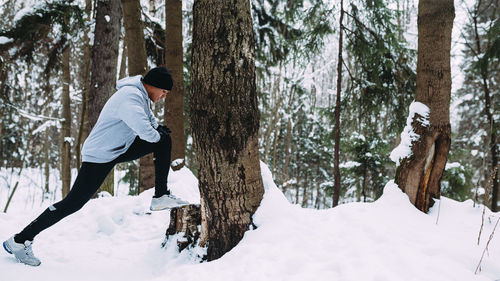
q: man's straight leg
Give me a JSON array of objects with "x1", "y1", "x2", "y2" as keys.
[{"x1": 14, "y1": 162, "x2": 114, "y2": 243}]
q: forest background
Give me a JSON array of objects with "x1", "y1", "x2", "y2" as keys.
[{"x1": 0, "y1": 0, "x2": 498, "y2": 212}]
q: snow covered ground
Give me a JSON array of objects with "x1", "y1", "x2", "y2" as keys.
[{"x1": 0, "y1": 163, "x2": 499, "y2": 281}]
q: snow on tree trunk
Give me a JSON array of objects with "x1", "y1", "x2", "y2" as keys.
[
  {"x1": 163, "y1": 204, "x2": 202, "y2": 252},
  {"x1": 190, "y1": 0, "x2": 264, "y2": 261},
  {"x1": 392, "y1": 0, "x2": 454, "y2": 213},
  {"x1": 61, "y1": 30, "x2": 71, "y2": 198},
  {"x1": 165, "y1": 0, "x2": 186, "y2": 171}
]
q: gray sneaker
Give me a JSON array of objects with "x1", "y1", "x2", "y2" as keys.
[
  {"x1": 150, "y1": 194, "x2": 189, "y2": 211},
  {"x1": 3, "y1": 236, "x2": 41, "y2": 266}
]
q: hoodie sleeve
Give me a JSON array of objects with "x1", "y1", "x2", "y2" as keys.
[
  {"x1": 149, "y1": 113, "x2": 159, "y2": 129},
  {"x1": 118, "y1": 93, "x2": 161, "y2": 143}
]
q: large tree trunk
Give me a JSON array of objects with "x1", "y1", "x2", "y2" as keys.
[
  {"x1": 190, "y1": 0, "x2": 264, "y2": 261},
  {"x1": 61, "y1": 38, "x2": 71, "y2": 198},
  {"x1": 88, "y1": 0, "x2": 121, "y2": 196},
  {"x1": 165, "y1": 0, "x2": 186, "y2": 170},
  {"x1": 394, "y1": 0, "x2": 454, "y2": 213},
  {"x1": 121, "y1": 0, "x2": 153, "y2": 194},
  {"x1": 332, "y1": 0, "x2": 344, "y2": 207}
]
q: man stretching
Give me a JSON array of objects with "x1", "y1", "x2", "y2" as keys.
[{"x1": 3, "y1": 67, "x2": 187, "y2": 266}]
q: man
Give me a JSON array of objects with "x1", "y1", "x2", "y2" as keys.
[{"x1": 3, "y1": 67, "x2": 188, "y2": 266}]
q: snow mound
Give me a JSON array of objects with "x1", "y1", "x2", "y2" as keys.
[{"x1": 1, "y1": 163, "x2": 499, "y2": 281}]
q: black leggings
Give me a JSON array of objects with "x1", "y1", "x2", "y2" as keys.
[{"x1": 15, "y1": 135, "x2": 172, "y2": 243}]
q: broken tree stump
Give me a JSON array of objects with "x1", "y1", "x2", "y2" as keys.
[{"x1": 162, "y1": 204, "x2": 202, "y2": 252}]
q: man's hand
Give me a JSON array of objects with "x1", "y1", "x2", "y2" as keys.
[{"x1": 156, "y1": 125, "x2": 171, "y2": 142}]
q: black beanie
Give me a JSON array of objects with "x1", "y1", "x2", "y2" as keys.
[{"x1": 142, "y1": 67, "x2": 173, "y2": 91}]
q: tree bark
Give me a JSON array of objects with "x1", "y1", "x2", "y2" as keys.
[
  {"x1": 394, "y1": 0, "x2": 454, "y2": 213},
  {"x1": 471, "y1": 3, "x2": 499, "y2": 212},
  {"x1": 165, "y1": 0, "x2": 186, "y2": 170},
  {"x1": 88, "y1": 0, "x2": 122, "y2": 196},
  {"x1": 61, "y1": 38, "x2": 71, "y2": 198},
  {"x1": 121, "y1": 0, "x2": 154, "y2": 193},
  {"x1": 332, "y1": 0, "x2": 344, "y2": 207},
  {"x1": 75, "y1": 0, "x2": 92, "y2": 169},
  {"x1": 163, "y1": 204, "x2": 202, "y2": 252},
  {"x1": 190, "y1": 0, "x2": 264, "y2": 261}
]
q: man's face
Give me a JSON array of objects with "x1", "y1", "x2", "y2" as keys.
[{"x1": 146, "y1": 84, "x2": 169, "y2": 103}]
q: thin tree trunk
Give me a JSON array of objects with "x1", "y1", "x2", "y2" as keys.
[
  {"x1": 282, "y1": 118, "x2": 292, "y2": 193},
  {"x1": 75, "y1": 0, "x2": 92, "y2": 169},
  {"x1": 472, "y1": 4, "x2": 498, "y2": 212},
  {"x1": 121, "y1": 0, "x2": 152, "y2": 194},
  {"x1": 394, "y1": 0, "x2": 454, "y2": 213},
  {"x1": 190, "y1": 0, "x2": 264, "y2": 261},
  {"x1": 61, "y1": 38, "x2": 71, "y2": 198},
  {"x1": 281, "y1": 86, "x2": 295, "y2": 193},
  {"x1": 44, "y1": 109, "x2": 50, "y2": 195},
  {"x1": 88, "y1": 0, "x2": 121, "y2": 196},
  {"x1": 332, "y1": 0, "x2": 344, "y2": 207},
  {"x1": 263, "y1": 69, "x2": 283, "y2": 161},
  {"x1": 165, "y1": 0, "x2": 186, "y2": 170},
  {"x1": 302, "y1": 173, "x2": 308, "y2": 207}
]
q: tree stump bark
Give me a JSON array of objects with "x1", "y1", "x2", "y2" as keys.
[{"x1": 162, "y1": 204, "x2": 202, "y2": 252}]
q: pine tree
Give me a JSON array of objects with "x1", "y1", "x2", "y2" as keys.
[
  {"x1": 394, "y1": 0, "x2": 454, "y2": 212},
  {"x1": 190, "y1": 0, "x2": 264, "y2": 260}
]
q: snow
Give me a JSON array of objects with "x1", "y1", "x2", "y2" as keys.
[
  {"x1": 104, "y1": 15, "x2": 110, "y2": 23},
  {"x1": 0, "y1": 36, "x2": 13, "y2": 45},
  {"x1": 390, "y1": 101, "x2": 430, "y2": 165},
  {"x1": 1, "y1": 163, "x2": 499, "y2": 281},
  {"x1": 446, "y1": 162, "x2": 462, "y2": 169},
  {"x1": 340, "y1": 161, "x2": 361, "y2": 168}
]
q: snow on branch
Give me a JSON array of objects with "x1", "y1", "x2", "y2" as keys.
[
  {"x1": 390, "y1": 101, "x2": 430, "y2": 166},
  {"x1": 5, "y1": 103, "x2": 62, "y2": 135},
  {"x1": 32, "y1": 120, "x2": 58, "y2": 135},
  {"x1": 6, "y1": 103, "x2": 62, "y2": 122}
]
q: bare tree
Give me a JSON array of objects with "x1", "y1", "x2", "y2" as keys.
[{"x1": 332, "y1": 0, "x2": 344, "y2": 207}]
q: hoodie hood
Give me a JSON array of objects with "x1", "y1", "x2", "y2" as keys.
[{"x1": 116, "y1": 75, "x2": 148, "y2": 99}]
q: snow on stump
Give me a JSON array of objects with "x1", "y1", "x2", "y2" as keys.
[{"x1": 162, "y1": 204, "x2": 202, "y2": 252}]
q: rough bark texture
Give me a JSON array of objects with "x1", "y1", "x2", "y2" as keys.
[
  {"x1": 61, "y1": 40, "x2": 71, "y2": 198},
  {"x1": 165, "y1": 0, "x2": 186, "y2": 170},
  {"x1": 75, "y1": 0, "x2": 92, "y2": 169},
  {"x1": 190, "y1": 0, "x2": 264, "y2": 261},
  {"x1": 163, "y1": 204, "x2": 202, "y2": 252},
  {"x1": 88, "y1": 0, "x2": 121, "y2": 196},
  {"x1": 121, "y1": 0, "x2": 154, "y2": 193},
  {"x1": 395, "y1": 0, "x2": 454, "y2": 213},
  {"x1": 332, "y1": 0, "x2": 344, "y2": 207}
]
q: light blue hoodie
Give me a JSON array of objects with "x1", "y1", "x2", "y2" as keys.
[{"x1": 81, "y1": 75, "x2": 161, "y2": 163}]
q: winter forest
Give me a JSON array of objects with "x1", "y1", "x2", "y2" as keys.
[{"x1": 0, "y1": 0, "x2": 499, "y2": 280}]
